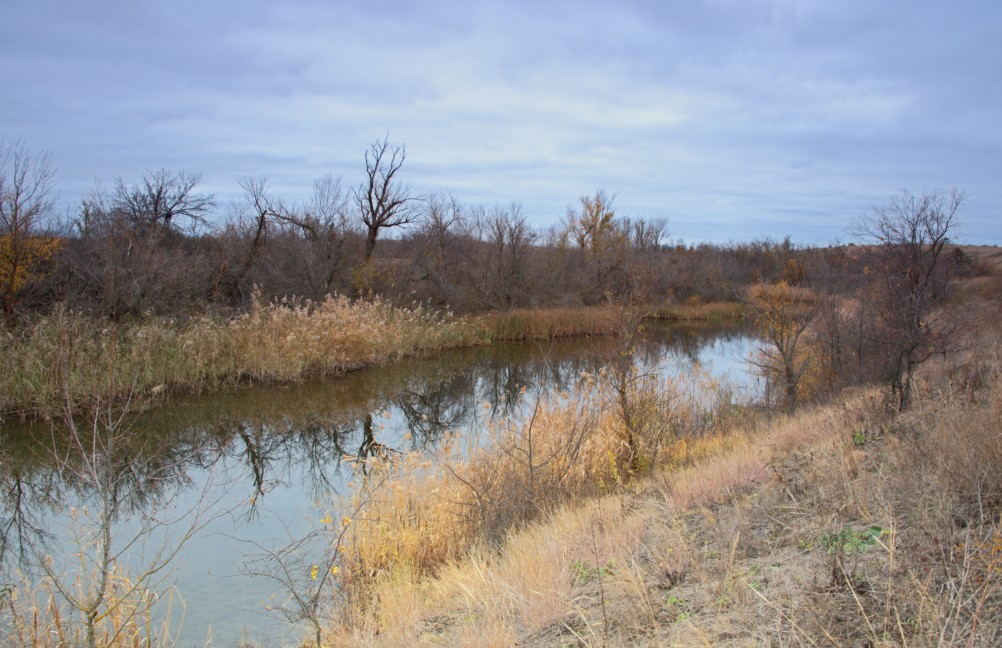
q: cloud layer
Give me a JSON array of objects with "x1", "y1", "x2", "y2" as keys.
[{"x1": 3, "y1": 0, "x2": 999, "y2": 243}]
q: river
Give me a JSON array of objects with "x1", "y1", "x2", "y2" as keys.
[{"x1": 0, "y1": 322, "x2": 755, "y2": 646}]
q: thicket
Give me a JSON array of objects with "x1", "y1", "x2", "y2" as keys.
[{"x1": 3, "y1": 138, "x2": 872, "y2": 322}]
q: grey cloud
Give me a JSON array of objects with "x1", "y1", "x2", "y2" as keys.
[{"x1": 1, "y1": 0, "x2": 999, "y2": 243}]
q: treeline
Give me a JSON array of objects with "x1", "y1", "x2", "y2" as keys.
[{"x1": 3, "y1": 136, "x2": 918, "y2": 320}]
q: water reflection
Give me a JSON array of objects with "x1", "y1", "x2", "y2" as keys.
[{"x1": 0, "y1": 321, "x2": 751, "y2": 644}]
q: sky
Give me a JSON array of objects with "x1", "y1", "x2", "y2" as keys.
[{"x1": 2, "y1": 0, "x2": 1000, "y2": 245}]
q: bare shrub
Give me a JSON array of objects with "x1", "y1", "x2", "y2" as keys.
[{"x1": 854, "y1": 188, "x2": 967, "y2": 409}]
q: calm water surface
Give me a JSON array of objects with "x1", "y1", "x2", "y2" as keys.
[{"x1": 0, "y1": 323, "x2": 755, "y2": 646}]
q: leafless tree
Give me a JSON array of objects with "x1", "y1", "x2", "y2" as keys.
[
  {"x1": 625, "y1": 216, "x2": 669, "y2": 251},
  {"x1": 71, "y1": 172, "x2": 217, "y2": 317},
  {"x1": 19, "y1": 344, "x2": 226, "y2": 648},
  {"x1": 223, "y1": 177, "x2": 285, "y2": 303},
  {"x1": 853, "y1": 188, "x2": 966, "y2": 409},
  {"x1": 0, "y1": 139, "x2": 57, "y2": 320},
  {"x1": 354, "y1": 137, "x2": 417, "y2": 263},
  {"x1": 278, "y1": 173, "x2": 356, "y2": 297},
  {"x1": 111, "y1": 168, "x2": 215, "y2": 233},
  {"x1": 471, "y1": 203, "x2": 536, "y2": 309},
  {"x1": 407, "y1": 193, "x2": 468, "y2": 306},
  {"x1": 747, "y1": 281, "x2": 818, "y2": 412}
]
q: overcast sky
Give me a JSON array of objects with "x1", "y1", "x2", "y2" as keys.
[{"x1": 2, "y1": 0, "x2": 999, "y2": 244}]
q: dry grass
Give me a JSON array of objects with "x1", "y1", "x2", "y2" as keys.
[
  {"x1": 320, "y1": 368, "x2": 738, "y2": 646},
  {"x1": 6, "y1": 283, "x2": 999, "y2": 646},
  {"x1": 1, "y1": 568, "x2": 180, "y2": 648},
  {"x1": 0, "y1": 302, "x2": 633, "y2": 422},
  {"x1": 321, "y1": 340, "x2": 1002, "y2": 647},
  {"x1": 649, "y1": 300, "x2": 747, "y2": 322},
  {"x1": 472, "y1": 306, "x2": 623, "y2": 341},
  {"x1": 0, "y1": 294, "x2": 479, "y2": 420}
]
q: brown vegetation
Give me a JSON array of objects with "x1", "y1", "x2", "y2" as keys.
[
  {"x1": 316, "y1": 326, "x2": 1002, "y2": 647},
  {"x1": 4, "y1": 138, "x2": 998, "y2": 646}
]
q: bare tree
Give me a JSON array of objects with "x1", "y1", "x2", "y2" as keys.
[
  {"x1": 71, "y1": 171, "x2": 216, "y2": 317},
  {"x1": 854, "y1": 188, "x2": 965, "y2": 409},
  {"x1": 277, "y1": 173, "x2": 355, "y2": 297},
  {"x1": 354, "y1": 137, "x2": 416, "y2": 263},
  {"x1": 624, "y1": 216, "x2": 669, "y2": 252},
  {"x1": 748, "y1": 281, "x2": 818, "y2": 412},
  {"x1": 407, "y1": 193, "x2": 467, "y2": 306},
  {"x1": 222, "y1": 177, "x2": 285, "y2": 303},
  {"x1": 472, "y1": 203, "x2": 536, "y2": 309},
  {"x1": 20, "y1": 343, "x2": 225, "y2": 648},
  {"x1": 112, "y1": 168, "x2": 215, "y2": 233},
  {"x1": 0, "y1": 139, "x2": 58, "y2": 320},
  {"x1": 241, "y1": 495, "x2": 372, "y2": 648}
]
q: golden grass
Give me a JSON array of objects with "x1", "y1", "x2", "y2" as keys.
[
  {"x1": 472, "y1": 306, "x2": 623, "y2": 341},
  {"x1": 323, "y1": 369, "x2": 745, "y2": 646},
  {"x1": 0, "y1": 302, "x2": 634, "y2": 421},
  {"x1": 2, "y1": 568, "x2": 179, "y2": 648},
  {"x1": 339, "y1": 367, "x2": 739, "y2": 578},
  {"x1": 7, "y1": 286, "x2": 998, "y2": 645},
  {"x1": 319, "y1": 346, "x2": 1002, "y2": 647},
  {"x1": 649, "y1": 300, "x2": 747, "y2": 322},
  {"x1": 0, "y1": 295, "x2": 480, "y2": 420}
]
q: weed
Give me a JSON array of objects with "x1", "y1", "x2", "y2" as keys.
[
  {"x1": 820, "y1": 525, "x2": 886, "y2": 556},
  {"x1": 570, "y1": 559, "x2": 615, "y2": 584}
]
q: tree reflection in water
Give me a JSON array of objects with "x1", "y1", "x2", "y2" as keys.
[{"x1": 0, "y1": 322, "x2": 751, "y2": 643}]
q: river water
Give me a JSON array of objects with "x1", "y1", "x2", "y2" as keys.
[{"x1": 0, "y1": 323, "x2": 755, "y2": 646}]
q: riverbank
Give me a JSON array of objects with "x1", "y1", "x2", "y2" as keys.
[
  {"x1": 0, "y1": 299, "x2": 745, "y2": 422},
  {"x1": 321, "y1": 340, "x2": 1002, "y2": 646}
]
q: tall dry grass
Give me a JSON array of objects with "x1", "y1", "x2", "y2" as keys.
[
  {"x1": 319, "y1": 350, "x2": 1000, "y2": 646},
  {"x1": 323, "y1": 367, "x2": 743, "y2": 645},
  {"x1": 649, "y1": 300, "x2": 747, "y2": 322},
  {"x1": 1, "y1": 569, "x2": 180, "y2": 648},
  {"x1": 472, "y1": 305, "x2": 623, "y2": 341},
  {"x1": 0, "y1": 302, "x2": 635, "y2": 421},
  {"x1": 0, "y1": 294, "x2": 478, "y2": 420}
]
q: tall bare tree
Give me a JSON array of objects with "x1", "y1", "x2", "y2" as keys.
[
  {"x1": 625, "y1": 216, "x2": 669, "y2": 251},
  {"x1": 472, "y1": 203, "x2": 536, "y2": 309},
  {"x1": 407, "y1": 193, "x2": 467, "y2": 306},
  {"x1": 71, "y1": 170, "x2": 215, "y2": 317},
  {"x1": 354, "y1": 137, "x2": 416, "y2": 263}
]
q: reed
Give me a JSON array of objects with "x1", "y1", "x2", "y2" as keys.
[
  {"x1": 472, "y1": 305, "x2": 622, "y2": 341},
  {"x1": 0, "y1": 301, "x2": 636, "y2": 422},
  {"x1": 649, "y1": 300, "x2": 747, "y2": 322},
  {"x1": 0, "y1": 295, "x2": 478, "y2": 420},
  {"x1": 1, "y1": 569, "x2": 179, "y2": 648}
]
